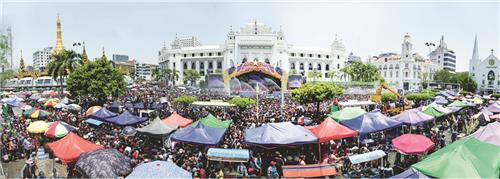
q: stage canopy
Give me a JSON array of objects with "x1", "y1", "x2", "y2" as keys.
[
  {"x1": 47, "y1": 132, "x2": 103, "y2": 164},
  {"x1": 89, "y1": 108, "x2": 118, "y2": 120},
  {"x1": 391, "y1": 109, "x2": 434, "y2": 125},
  {"x1": 105, "y1": 111, "x2": 147, "y2": 126},
  {"x1": 340, "y1": 111, "x2": 402, "y2": 135},
  {"x1": 327, "y1": 107, "x2": 366, "y2": 122},
  {"x1": 137, "y1": 117, "x2": 177, "y2": 136},
  {"x1": 162, "y1": 112, "x2": 193, "y2": 128},
  {"x1": 207, "y1": 148, "x2": 250, "y2": 162},
  {"x1": 306, "y1": 118, "x2": 357, "y2": 142},
  {"x1": 244, "y1": 122, "x2": 318, "y2": 148},
  {"x1": 191, "y1": 114, "x2": 231, "y2": 128},
  {"x1": 171, "y1": 122, "x2": 227, "y2": 145}
]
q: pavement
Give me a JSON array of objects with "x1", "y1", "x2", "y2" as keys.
[{"x1": 2, "y1": 159, "x2": 67, "y2": 178}]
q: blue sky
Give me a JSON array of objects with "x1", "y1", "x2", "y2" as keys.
[{"x1": 2, "y1": 0, "x2": 499, "y2": 72}]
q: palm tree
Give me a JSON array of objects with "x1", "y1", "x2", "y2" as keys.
[
  {"x1": 151, "y1": 68, "x2": 161, "y2": 81},
  {"x1": 48, "y1": 50, "x2": 82, "y2": 96},
  {"x1": 184, "y1": 69, "x2": 200, "y2": 86},
  {"x1": 328, "y1": 70, "x2": 337, "y2": 82},
  {"x1": 162, "y1": 69, "x2": 172, "y2": 87},
  {"x1": 171, "y1": 69, "x2": 180, "y2": 86}
]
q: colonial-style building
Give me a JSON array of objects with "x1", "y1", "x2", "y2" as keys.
[{"x1": 469, "y1": 36, "x2": 500, "y2": 94}]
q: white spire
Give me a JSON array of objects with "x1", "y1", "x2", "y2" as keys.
[
  {"x1": 439, "y1": 35, "x2": 447, "y2": 48},
  {"x1": 472, "y1": 35, "x2": 479, "y2": 60}
]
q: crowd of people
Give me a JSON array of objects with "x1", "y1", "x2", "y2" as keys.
[{"x1": 0, "y1": 85, "x2": 490, "y2": 178}]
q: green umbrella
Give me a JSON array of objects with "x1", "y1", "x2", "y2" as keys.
[
  {"x1": 447, "y1": 100, "x2": 467, "y2": 107},
  {"x1": 413, "y1": 137, "x2": 500, "y2": 178},
  {"x1": 23, "y1": 108, "x2": 34, "y2": 118},
  {"x1": 327, "y1": 107, "x2": 366, "y2": 122},
  {"x1": 191, "y1": 114, "x2": 231, "y2": 128},
  {"x1": 422, "y1": 106, "x2": 445, "y2": 118}
]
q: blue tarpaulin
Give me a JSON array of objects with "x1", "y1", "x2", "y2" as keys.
[
  {"x1": 133, "y1": 102, "x2": 144, "y2": 109},
  {"x1": 110, "y1": 101, "x2": 121, "y2": 109},
  {"x1": 244, "y1": 122, "x2": 318, "y2": 148},
  {"x1": 104, "y1": 111, "x2": 146, "y2": 126},
  {"x1": 171, "y1": 122, "x2": 227, "y2": 145},
  {"x1": 89, "y1": 108, "x2": 118, "y2": 120},
  {"x1": 340, "y1": 111, "x2": 402, "y2": 135},
  {"x1": 389, "y1": 168, "x2": 430, "y2": 179},
  {"x1": 126, "y1": 161, "x2": 191, "y2": 178},
  {"x1": 433, "y1": 97, "x2": 448, "y2": 105},
  {"x1": 207, "y1": 148, "x2": 250, "y2": 162},
  {"x1": 86, "y1": 119, "x2": 103, "y2": 126},
  {"x1": 124, "y1": 102, "x2": 133, "y2": 108}
]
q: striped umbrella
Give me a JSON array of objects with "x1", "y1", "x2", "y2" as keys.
[
  {"x1": 27, "y1": 120, "x2": 49, "y2": 133},
  {"x1": 23, "y1": 108, "x2": 34, "y2": 118},
  {"x1": 44, "y1": 99, "x2": 59, "y2": 107},
  {"x1": 45, "y1": 121, "x2": 78, "y2": 138},
  {"x1": 30, "y1": 109, "x2": 51, "y2": 119},
  {"x1": 86, "y1": 106, "x2": 102, "y2": 116}
]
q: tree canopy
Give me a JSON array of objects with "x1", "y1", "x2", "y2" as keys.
[
  {"x1": 291, "y1": 82, "x2": 344, "y2": 114},
  {"x1": 340, "y1": 61, "x2": 382, "y2": 82},
  {"x1": 229, "y1": 96, "x2": 256, "y2": 109},
  {"x1": 66, "y1": 56, "x2": 126, "y2": 105},
  {"x1": 434, "y1": 70, "x2": 477, "y2": 92},
  {"x1": 184, "y1": 69, "x2": 200, "y2": 86},
  {"x1": 174, "y1": 95, "x2": 198, "y2": 104}
]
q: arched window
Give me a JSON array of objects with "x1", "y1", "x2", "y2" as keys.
[
  {"x1": 395, "y1": 64, "x2": 400, "y2": 69},
  {"x1": 191, "y1": 62, "x2": 196, "y2": 69},
  {"x1": 200, "y1": 62, "x2": 204, "y2": 69},
  {"x1": 383, "y1": 65, "x2": 387, "y2": 69},
  {"x1": 300, "y1": 63, "x2": 304, "y2": 70},
  {"x1": 291, "y1": 63, "x2": 295, "y2": 69},
  {"x1": 317, "y1": 64, "x2": 322, "y2": 70},
  {"x1": 208, "y1": 62, "x2": 213, "y2": 69},
  {"x1": 183, "y1": 62, "x2": 187, "y2": 69},
  {"x1": 325, "y1": 64, "x2": 330, "y2": 71},
  {"x1": 389, "y1": 64, "x2": 393, "y2": 69},
  {"x1": 217, "y1": 61, "x2": 222, "y2": 69},
  {"x1": 308, "y1": 63, "x2": 313, "y2": 70}
]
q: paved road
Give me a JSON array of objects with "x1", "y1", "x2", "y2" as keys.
[{"x1": 2, "y1": 159, "x2": 67, "y2": 178}]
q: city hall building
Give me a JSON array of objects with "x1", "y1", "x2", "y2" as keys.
[{"x1": 158, "y1": 21, "x2": 348, "y2": 92}]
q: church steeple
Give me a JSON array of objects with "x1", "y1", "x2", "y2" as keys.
[
  {"x1": 81, "y1": 42, "x2": 89, "y2": 63},
  {"x1": 54, "y1": 13, "x2": 64, "y2": 54},
  {"x1": 472, "y1": 35, "x2": 479, "y2": 60},
  {"x1": 101, "y1": 47, "x2": 107, "y2": 59}
]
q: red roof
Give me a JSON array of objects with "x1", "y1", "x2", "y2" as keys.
[
  {"x1": 392, "y1": 134, "x2": 434, "y2": 155},
  {"x1": 162, "y1": 112, "x2": 193, "y2": 128},
  {"x1": 47, "y1": 132, "x2": 103, "y2": 164},
  {"x1": 306, "y1": 118, "x2": 357, "y2": 142}
]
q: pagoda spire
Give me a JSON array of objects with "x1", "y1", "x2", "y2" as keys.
[
  {"x1": 81, "y1": 41, "x2": 89, "y2": 63},
  {"x1": 101, "y1": 47, "x2": 107, "y2": 59},
  {"x1": 54, "y1": 13, "x2": 64, "y2": 54}
]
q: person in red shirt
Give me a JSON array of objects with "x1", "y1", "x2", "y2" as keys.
[{"x1": 132, "y1": 150, "x2": 139, "y2": 159}]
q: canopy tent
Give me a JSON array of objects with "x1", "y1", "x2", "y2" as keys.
[
  {"x1": 422, "y1": 106, "x2": 445, "y2": 118},
  {"x1": 162, "y1": 112, "x2": 193, "y2": 128},
  {"x1": 392, "y1": 134, "x2": 434, "y2": 155},
  {"x1": 348, "y1": 150, "x2": 386, "y2": 164},
  {"x1": 340, "y1": 111, "x2": 402, "y2": 135},
  {"x1": 29, "y1": 93, "x2": 41, "y2": 101},
  {"x1": 110, "y1": 101, "x2": 121, "y2": 109},
  {"x1": 486, "y1": 103, "x2": 500, "y2": 113},
  {"x1": 446, "y1": 106, "x2": 462, "y2": 113},
  {"x1": 76, "y1": 149, "x2": 132, "y2": 178},
  {"x1": 389, "y1": 168, "x2": 430, "y2": 179},
  {"x1": 306, "y1": 118, "x2": 357, "y2": 142},
  {"x1": 65, "y1": 104, "x2": 82, "y2": 111},
  {"x1": 391, "y1": 109, "x2": 434, "y2": 125},
  {"x1": 85, "y1": 118, "x2": 104, "y2": 126},
  {"x1": 470, "y1": 121, "x2": 500, "y2": 146},
  {"x1": 133, "y1": 102, "x2": 144, "y2": 109},
  {"x1": 30, "y1": 109, "x2": 51, "y2": 119},
  {"x1": 105, "y1": 111, "x2": 147, "y2": 126},
  {"x1": 433, "y1": 96, "x2": 448, "y2": 105},
  {"x1": 54, "y1": 103, "x2": 66, "y2": 109},
  {"x1": 171, "y1": 122, "x2": 227, "y2": 145},
  {"x1": 244, "y1": 122, "x2": 318, "y2": 148},
  {"x1": 472, "y1": 97, "x2": 483, "y2": 104},
  {"x1": 47, "y1": 132, "x2": 103, "y2": 164},
  {"x1": 327, "y1": 107, "x2": 366, "y2": 122},
  {"x1": 282, "y1": 164, "x2": 337, "y2": 178},
  {"x1": 427, "y1": 102, "x2": 453, "y2": 114},
  {"x1": 89, "y1": 108, "x2": 118, "y2": 120},
  {"x1": 207, "y1": 148, "x2": 250, "y2": 162},
  {"x1": 338, "y1": 100, "x2": 375, "y2": 107},
  {"x1": 60, "y1": 97, "x2": 70, "y2": 104},
  {"x1": 126, "y1": 161, "x2": 191, "y2": 178},
  {"x1": 447, "y1": 100, "x2": 467, "y2": 107},
  {"x1": 137, "y1": 117, "x2": 177, "y2": 136},
  {"x1": 44, "y1": 121, "x2": 78, "y2": 138},
  {"x1": 86, "y1": 106, "x2": 102, "y2": 116},
  {"x1": 27, "y1": 120, "x2": 49, "y2": 133},
  {"x1": 44, "y1": 99, "x2": 58, "y2": 107},
  {"x1": 124, "y1": 101, "x2": 133, "y2": 108},
  {"x1": 191, "y1": 114, "x2": 231, "y2": 128},
  {"x1": 412, "y1": 138, "x2": 500, "y2": 178}
]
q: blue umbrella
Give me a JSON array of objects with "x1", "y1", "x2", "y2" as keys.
[
  {"x1": 124, "y1": 102, "x2": 133, "y2": 108},
  {"x1": 89, "y1": 108, "x2": 118, "y2": 120},
  {"x1": 126, "y1": 161, "x2": 191, "y2": 178},
  {"x1": 105, "y1": 111, "x2": 146, "y2": 126}
]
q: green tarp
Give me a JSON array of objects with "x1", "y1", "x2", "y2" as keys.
[
  {"x1": 191, "y1": 114, "x2": 231, "y2": 128},
  {"x1": 447, "y1": 100, "x2": 467, "y2": 107},
  {"x1": 413, "y1": 138, "x2": 500, "y2": 178},
  {"x1": 327, "y1": 107, "x2": 366, "y2": 122},
  {"x1": 422, "y1": 106, "x2": 445, "y2": 118},
  {"x1": 330, "y1": 105, "x2": 339, "y2": 113}
]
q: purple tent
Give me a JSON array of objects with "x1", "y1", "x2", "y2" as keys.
[
  {"x1": 133, "y1": 102, "x2": 144, "y2": 109},
  {"x1": 171, "y1": 122, "x2": 227, "y2": 145},
  {"x1": 486, "y1": 103, "x2": 500, "y2": 113},
  {"x1": 470, "y1": 121, "x2": 500, "y2": 146},
  {"x1": 29, "y1": 93, "x2": 41, "y2": 101},
  {"x1": 89, "y1": 108, "x2": 118, "y2": 120},
  {"x1": 391, "y1": 109, "x2": 434, "y2": 125},
  {"x1": 433, "y1": 97, "x2": 448, "y2": 105},
  {"x1": 105, "y1": 111, "x2": 146, "y2": 126},
  {"x1": 340, "y1": 111, "x2": 402, "y2": 135},
  {"x1": 244, "y1": 122, "x2": 318, "y2": 148},
  {"x1": 389, "y1": 168, "x2": 430, "y2": 179}
]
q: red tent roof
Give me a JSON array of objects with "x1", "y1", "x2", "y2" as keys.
[
  {"x1": 47, "y1": 132, "x2": 103, "y2": 164},
  {"x1": 392, "y1": 134, "x2": 434, "y2": 155},
  {"x1": 306, "y1": 118, "x2": 357, "y2": 142},
  {"x1": 162, "y1": 112, "x2": 193, "y2": 128}
]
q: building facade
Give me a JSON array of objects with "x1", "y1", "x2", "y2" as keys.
[
  {"x1": 112, "y1": 54, "x2": 129, "y2": 62},
  {"x1": 158, "y1": 21, "x2": 348, "y2": 87},
  {"x1": 429, "y1": 36, "x2": 456, "y2": 72},
  {"x1": 135, "y1": 62, "x2": 158, "y2": 81},
  {"x1": 369, "y1": 33, "x2": 441, "y2": 91},
  {"x1": 469, "y1": 36, "x2": 500, "y2": 94},
  {"x1": 33, "y1": 47, "x2": 54, "y2": 71}
]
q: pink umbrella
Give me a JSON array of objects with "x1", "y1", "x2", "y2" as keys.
[{"x1": 392, "y1": 134, "x2": 434, "y2": 155}]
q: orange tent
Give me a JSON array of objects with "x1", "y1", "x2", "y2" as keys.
[
  {"x1": 306, "y1": 117, "x2": 357, "y2": 142},
  {"x1": 47, "y1": 132, "x2": 103, "y2": 164},
  {"x1": 162, "y1": 112, "x2": 193, "y2": 128}
]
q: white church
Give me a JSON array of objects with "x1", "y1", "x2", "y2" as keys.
[{"x1": 469, "y1": 36, "x2": 500, "y2": 94}]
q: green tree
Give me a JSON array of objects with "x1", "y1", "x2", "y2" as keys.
[
  {"x1": 174, "y1": 95, "x2": 197, "y2": 105},
  {"x1": 162, "y1": 68, "x2": 172, "y2": 87},
  {"x1": 184, "y1": 69, "x2": 200, "y2": 86},
  {"x1": 289, "y1": 69, "x2": 298, "y2": 75},
  {"x1": 19, "y1": 51, "x2": 25, "y2": 74},
  {"x1": 341, "y1": 61, "x2": 382, "y2": 82},
  {"x1": 406, "y1": 93, "x2": 433, "y2": 104},
  {"x1": 48, "y1": 50, "x2": 83, "y2": 95},
  {"x1": 328, "y1": 70, "x2": 337, "y2": 82},
  {"x1": 307, "y1": 69, "x2": 321, "y2": 82},
  {"x1": 0, "y1": 35, "x2": 11, "y2": 88},
  {"x1": 291, "y1": 82, "x2": 344, "y2": 114},
  {"x1": 450, "y1": 72, "x2": 477, "y2": 92},
  {"x1": 66, "y1": 56, "x2": 126, "y2": 105},
  {"x1": 229, "y1": 96, "x2": 256, "y2": 110},
  {"x1": 371, "y1": 92, "x2": 397, "y2": 103},
  {"x1": 434, "y1": 69, "x2": 452, "y2": 83},
  {"x1": 171, "y1": 69, "x2": 180, "y2": 86},
  {"x1": 151, "y1": 67, "x2": 161, "y2": 81}
]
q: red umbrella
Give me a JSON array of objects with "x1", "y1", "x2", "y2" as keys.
[
  {"x1": 392, "y1": 134, "x2": 434, "y2": 155},
  {"x1": 306, "y1": 117, "x2": 357, "y2": 142}
]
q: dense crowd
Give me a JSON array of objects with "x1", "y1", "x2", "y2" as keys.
[{"x1": 0, "y1": 86, "x2": 488, "y2": 178}]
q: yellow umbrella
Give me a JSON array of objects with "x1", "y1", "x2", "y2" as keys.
[
  {"x1": 27, "y1": 121, "x2": 49, "y2": 134},
  {"x1": 44, "y1": 99, "x2": 59, "y2": 107}
]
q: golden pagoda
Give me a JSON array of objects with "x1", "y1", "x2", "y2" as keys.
[
  {"x1": 81, "y1": 42, "x2": 89, "y2": 63},
  {"x1": 54, "y1": 13, "x2": 64, "y2": 54}
]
